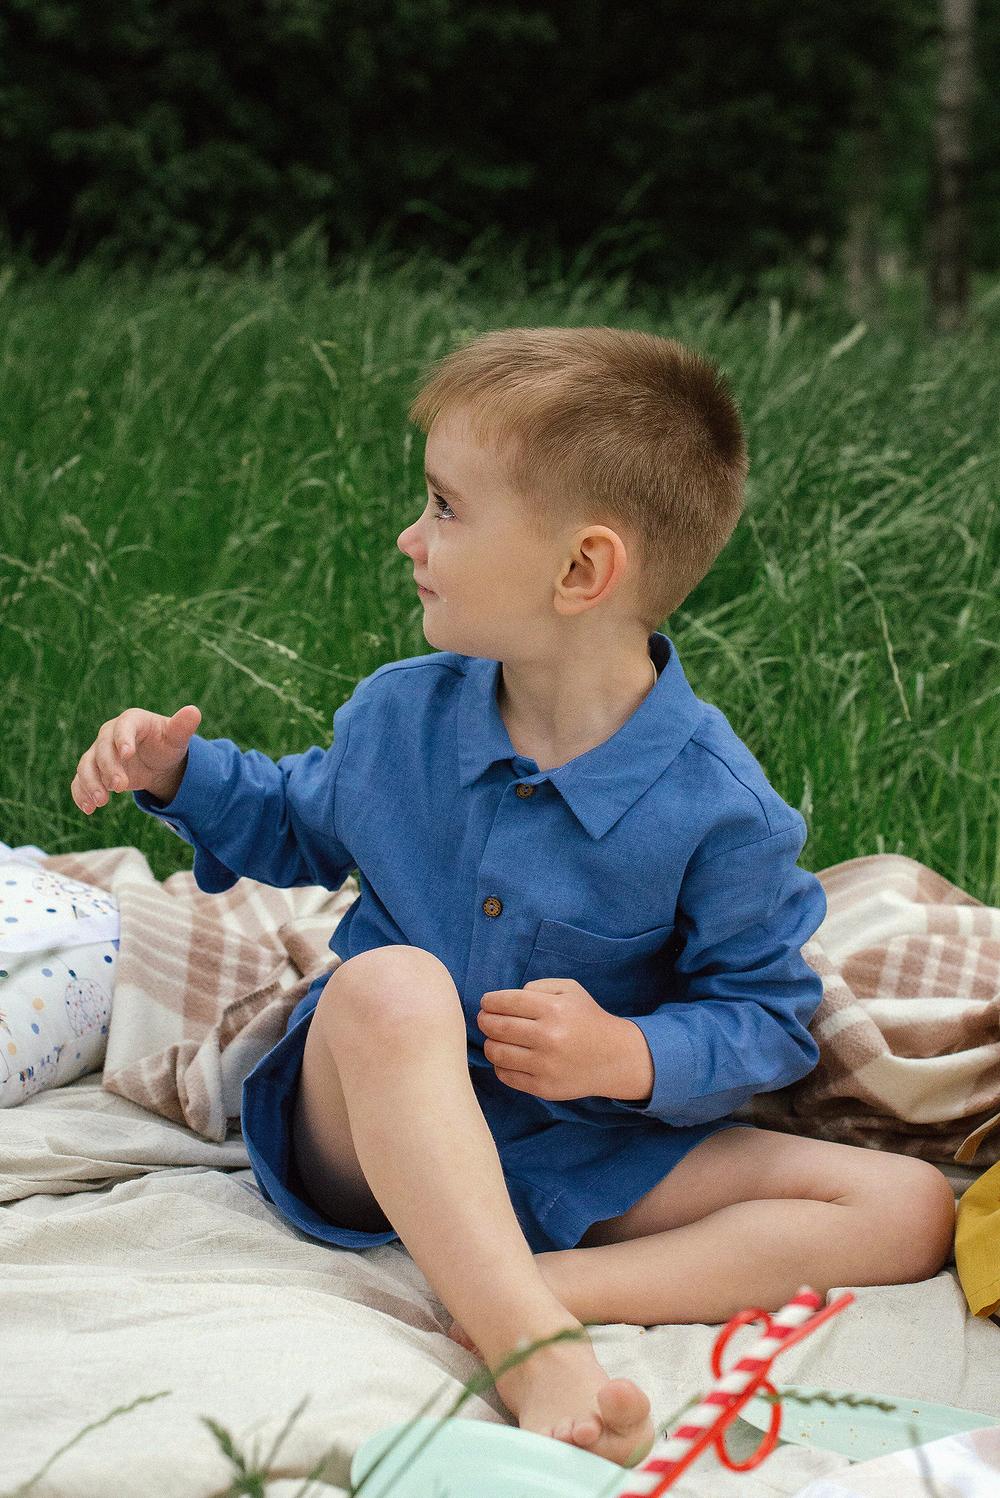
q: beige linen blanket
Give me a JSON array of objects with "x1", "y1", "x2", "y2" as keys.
[
  {"x1": 2, "y1": 843, "x2": 999, "y2": 1497},
  {"x1": 26, "y1": 844, "x2": 1000, "y2": 1167},
  {"x1": 1, "y1": 1074, "x2": 997, "y2": 1498}
]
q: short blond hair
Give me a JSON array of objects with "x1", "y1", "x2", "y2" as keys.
[{"x1": 407, "y1": 325, "x2": 748, "y2": 631}]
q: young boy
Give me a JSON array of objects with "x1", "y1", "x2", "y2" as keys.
[{"x1": 72, "y1": 326, "x2": 956, "y2": 1469}]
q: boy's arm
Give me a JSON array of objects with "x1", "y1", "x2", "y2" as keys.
[
  {"x1": 600, "y1": 816, "x2": 827, "y2": 1127},
  {"x1": 132, "y1": 693, "x2": 360, "y2": 894}
]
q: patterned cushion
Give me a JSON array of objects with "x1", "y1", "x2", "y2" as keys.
[{"x1": 0, "y1": 846, "x2": 120, "y2": 1107}]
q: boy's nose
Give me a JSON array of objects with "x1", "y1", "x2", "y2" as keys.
[{"x1": 397, "y1": 517, "x2": 424, "y2": 555}]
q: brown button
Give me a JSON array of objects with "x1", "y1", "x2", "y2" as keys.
[
  {"x1": 482, "y1": 896, "x2": 503, "y2": 917},
  {"x1": 515, "y1": 783, "x2": 535, "y2": 798}
]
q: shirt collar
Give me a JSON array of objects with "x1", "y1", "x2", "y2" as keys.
[{"x1": 456, "y1": 631, "x2": 706, "y2": 839}]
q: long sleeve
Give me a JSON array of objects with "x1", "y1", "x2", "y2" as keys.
[
  {"x1": 132, "y1": 694, "x2": 360, "y2": 895},
  {"x1": 604, "y1": 818, "x2": 827, "y2": 1127}
]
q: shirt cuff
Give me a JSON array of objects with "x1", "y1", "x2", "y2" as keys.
[
  {"x1": 131, "y1": 733, "x2": 217, "y2": 842},
  {"x1": 132, "y1": 735, "x2": 241, "y2": 894},
  {"x1": 608, "y1": 1012, "x2": 701, "y2": 1119}
]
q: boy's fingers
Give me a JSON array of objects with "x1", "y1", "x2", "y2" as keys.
[
  {"x1": 95, "y1": 735, "x2": 124, "y2": 792},
  {"x1": 167, "y1": 705, "x2": 200, "y2": 742},
  {"x1": 76, "y1": 757, "x2": 102, "y2": 801},
  {"x1": 110, "y1": 732, "x2": 134, "y2": 786},
  {"x1": 73, "y1": 773, "x2": 99, "y2": 813}
]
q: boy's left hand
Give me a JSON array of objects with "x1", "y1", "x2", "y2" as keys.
[{"x1": 477, "y1": 978, "x2": 620, "y2": 1101}]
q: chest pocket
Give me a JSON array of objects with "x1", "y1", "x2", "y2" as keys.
[{"x1": 519, "y1": 917, "x2": 678, "y2": 1014}]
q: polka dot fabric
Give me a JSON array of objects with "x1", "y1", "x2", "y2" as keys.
[{"x1": 0, "y1": 846, "x2": 120, "y2": 1107}]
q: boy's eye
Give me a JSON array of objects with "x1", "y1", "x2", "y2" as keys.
[{"x1": 432, "y1": 494, "x2": 456, "y2": 522}]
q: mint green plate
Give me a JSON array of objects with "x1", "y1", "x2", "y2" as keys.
[
  {"x1": 737, "y1": 1384, "x2": 999, "y2": 1461},
  {"x1": 350, "y1": 1416, "x2": 641, "y2": 1498}
]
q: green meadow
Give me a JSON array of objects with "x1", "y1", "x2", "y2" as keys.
[{"x1": 2, "y1": 244, "x2": 997, "y2": 904}]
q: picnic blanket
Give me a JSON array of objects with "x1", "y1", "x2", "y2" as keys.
[
  {"x1": 2, "y1": 1074, "x2": 994, "y2": 1498},
  {"x1": 2, "y1": 841, "x2": 999, "y2": 1497},
  {"x1": 17, "y1": 843, "x2": 1000, "y2": 1167},
  {"x1": 736, "y1": 853, "x2": 1000, "y2": 1168}
]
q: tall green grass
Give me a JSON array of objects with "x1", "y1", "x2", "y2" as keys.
[{"x1": 2, "y1": 242, "x2": 997, "y2": 902}]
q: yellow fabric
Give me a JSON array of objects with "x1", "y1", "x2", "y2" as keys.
[{"x1": 954, "y1": 1159, "x2": 1000, "y2": 1318}]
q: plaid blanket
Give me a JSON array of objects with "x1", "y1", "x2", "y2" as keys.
[{"x1": 35, "y1": 846, "x2": 1000, "y2": 1166}]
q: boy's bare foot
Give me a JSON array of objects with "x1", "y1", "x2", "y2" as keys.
[{"x1": 448, "y1": 1317, "x2": 656, "y2": 1468}]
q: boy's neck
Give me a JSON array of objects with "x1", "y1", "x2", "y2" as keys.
[{"x1": 496, "y1": 645, "x2": 658, "y2": 772}]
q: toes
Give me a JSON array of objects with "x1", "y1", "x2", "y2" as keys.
[
  {"x1": 548, "y1": 1382, "x2": 651, "y2": 1459},
  {"x1": 597, "y1": 1378, "x2": 651, "y2": 1433},
  {"x1": 552, "y1": 1413, "x2": 603, "y2": 1447},
  {"x1": 572, "y1": 1415, "x2": 602, "y2": 1447},
  {"x1": 601, "y1": 1372, "x2": 649, "y2": 1420}
]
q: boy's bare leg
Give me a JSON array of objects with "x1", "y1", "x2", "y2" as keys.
[
  {"x1": 518, "y1": 1190, "x2": 953, "y2": 1333},
  {"x1": 319, "y1": 947, "x2": 656, "y2": 1466},
  {"x1": 447, "y1": 1128, "x2": 957, "y2": 1343}
]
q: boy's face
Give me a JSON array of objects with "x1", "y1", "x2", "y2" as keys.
[{"x1": 396, "y1": 408, "x2": 632, "y2": 661}]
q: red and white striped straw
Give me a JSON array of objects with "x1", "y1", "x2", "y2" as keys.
[{"x1": 615, "y1": 1286, "x2": 837, "y2": 1497}]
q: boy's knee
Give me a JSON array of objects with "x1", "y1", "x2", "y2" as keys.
[
  {"x1": 883, "y1": 1159, "x2": 956, "y2": 1282},
  {"x1": 318, "y1": 944, "x2": 461, "y2": 1030}
]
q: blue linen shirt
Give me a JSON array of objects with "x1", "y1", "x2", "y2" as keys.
[{"x1": 133, "y1": 631, "x2": 827, "y2": 1134}]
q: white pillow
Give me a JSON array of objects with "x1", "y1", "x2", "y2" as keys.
[{"x1": 0, "y1": 845, "x2": 120, "y2": 1107}]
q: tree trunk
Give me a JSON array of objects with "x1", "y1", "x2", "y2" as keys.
[
  {"x1": 927, "y1": 0, "x2": 976, "y2": 332},
  {"x1": 845, "y1": 113, "x2": 885, "y2": 322}
]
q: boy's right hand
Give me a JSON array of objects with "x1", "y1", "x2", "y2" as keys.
[{"x1": 72, "y1": 705, "x2": 202, "y2": 814}]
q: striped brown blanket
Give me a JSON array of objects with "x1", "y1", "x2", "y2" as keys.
[{"x1": 37, "y1": 846, "x2": 1000, "y2": 1166}]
